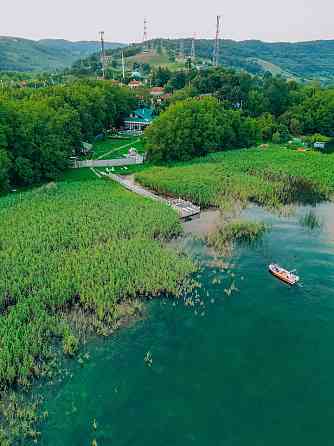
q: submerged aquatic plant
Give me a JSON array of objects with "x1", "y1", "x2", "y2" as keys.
[
  {"x1": 144, "y1": 351, "x2": 153, "y2": 367},
  {"x1": 0, "y1": 391, "x2": 46, "y2": 445},
  {"x1": 0, "y1": 179, "x2": 198, "y2": 441}
]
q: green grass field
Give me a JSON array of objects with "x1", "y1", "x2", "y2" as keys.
[
  {"x1": 136, "y1": 145, "x2": 334, "y2": 209},
  {"x1": 126, "y1": 48, "x2": 186, "y2": 71}
]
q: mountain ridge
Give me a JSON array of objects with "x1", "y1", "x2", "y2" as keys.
[
  {"x1": 0, "y1": 36, "x2": 126, "y2": 72},
  {"x1": 1, "y1": 35, "x2": 334, "y2": 81}
]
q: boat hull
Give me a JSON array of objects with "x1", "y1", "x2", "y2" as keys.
[{"x1": 269, "y1": 264, "x2": 299, "y2": 286}]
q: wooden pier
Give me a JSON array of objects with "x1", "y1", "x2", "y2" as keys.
[{"x1": 105, "y1": 173, "x2": 200, "y2": 219}]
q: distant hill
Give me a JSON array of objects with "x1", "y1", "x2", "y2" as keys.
[
  {"x1": 0, "y1": 36, "x2": 126, "y2": 72},
  {"x1": 80, "y1": 38, "x2": 334, "y2": 82}
]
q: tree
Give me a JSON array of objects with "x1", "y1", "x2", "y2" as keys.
[
  {"x1": 167, "y1": 71, "x2": 188, "y2": 91},
  {"x1": 0, "y1": 149, "x2": 10, "y2": 193},
  {"x1": 152, "y1": 67, "x2": 171, "y2": 87},
  {"x1": 145, "y1": 97, "x2": 259, "y2": 163},
  {"x1": 256, "y1": 113, "x2": 276, "y2": 141},
  {"x1": 0, "y1": 81, "x2": 135, "y2": 189}
]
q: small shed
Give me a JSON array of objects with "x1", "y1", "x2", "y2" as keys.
[
  {"x1": 314, "y1": 141, "x2": 326, "y2": 150},
  {"x1": 314, "y1": 140, "x2": 334, "y2": 153},
  {"x1": 128, "y1": 147, "x2": 139, "y2": 157}
]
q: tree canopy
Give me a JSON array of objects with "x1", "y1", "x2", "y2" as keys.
[
  {"x1": 145, "y1": 97, "x2": 259, "y2": 163},
  {"x1": 0, "y1": 81, "x2": 135, "y2": 192}
]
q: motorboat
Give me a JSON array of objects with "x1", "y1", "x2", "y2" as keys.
[{"x1": 269, "y1": 263, "x2": 300, "y2": 286}]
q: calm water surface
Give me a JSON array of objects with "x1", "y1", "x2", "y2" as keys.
[{"x1": 40, "y1": 204, "x2": 334, "y2": 446}]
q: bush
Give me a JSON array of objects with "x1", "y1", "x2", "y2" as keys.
[{"x1": 303, "y1": 133, "x2": 331, "y2": 145}]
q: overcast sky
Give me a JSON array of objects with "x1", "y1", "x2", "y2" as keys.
[{"x1": 1, "y1": 0, "x2": 333, "y2": 43}]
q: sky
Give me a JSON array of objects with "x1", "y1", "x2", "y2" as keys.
[{"x1": 1, "y1": 0, "x2": 333, "y2": 43}]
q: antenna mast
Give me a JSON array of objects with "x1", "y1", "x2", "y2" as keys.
[
  {"x1": 179, "y1": 40, "x2": 184, "y2": 60},
  {"x1": 213, "y1": 15, "x2": 222, "y2": 67},
  {"x1": 99, "y1": 31, "x2": 106, "y2": 78},
  {"x1": 143, "y1": 18, "x2": 149, "y2": 52},
  {"x1": 191, "y1": 33, "x2": 196, "y2": 61}
]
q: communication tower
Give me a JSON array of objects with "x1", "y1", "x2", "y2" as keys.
[
  {"x1": 99, "y1": 31, "x2": 106, "y2": 78},
  {"x1": 213, "y1": 15, "x2": 222, "y2": 67}
]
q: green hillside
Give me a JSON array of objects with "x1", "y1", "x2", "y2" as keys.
[
  {"x1": 0, "y1": 36, "x2": 125, "y2": 72},
  {"x1": 79, "y1": 38, "x2": 334, "y2": 82}
]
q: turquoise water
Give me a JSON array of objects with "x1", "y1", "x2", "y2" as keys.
[{"x1": 40, "y1": 204, "x2": 334, "y2": 446}]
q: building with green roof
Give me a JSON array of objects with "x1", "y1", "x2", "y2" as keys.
[{"x1": 123, "y1": 108, "x2": 154, "y2": 132}]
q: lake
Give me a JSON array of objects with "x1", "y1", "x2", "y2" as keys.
[{"x1": 39, "y1": 203, "x2": 334, "y2": 446}]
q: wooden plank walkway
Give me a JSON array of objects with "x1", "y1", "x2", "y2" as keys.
[
  {"x1": 75, "y1": 155, "x2": 144, "y2": 168},
  {"x1": 105, "y1": 173, "x2": 200, "y2": 219}
]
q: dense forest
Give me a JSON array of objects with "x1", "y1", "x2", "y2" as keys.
[
  {"x1": 0, "y1": 81, "x2": 135, "y2": 192},
  {"x1": 145, "y1": 67, "x2": 334, "y2": 162}
]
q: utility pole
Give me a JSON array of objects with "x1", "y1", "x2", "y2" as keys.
[
  {"x1": 99, "y1": 31, "x2": 106, "y2": 79},
  {"x1": 213, "y1": 15, "x2": 222, "y2": 67},
  {"x1": 191, "y1": 33, "x2": 196, "y2": 61},
  {"x1": 121, "y1": 50, "x2": 126, "y2": 81},
  {"x1": 179, "y1": 40, "x2": 184, "y2": 60}
]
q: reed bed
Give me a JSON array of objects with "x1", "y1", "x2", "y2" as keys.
[
  {"x1": 0, "y1": 180, "x2": 196, "y2": 389},
  {"x1": 136, "y1": 146, "x2": 334, "y2": 209},
  {"x1": 208, "y1": 220, "x2": 268, "y2": 255}
]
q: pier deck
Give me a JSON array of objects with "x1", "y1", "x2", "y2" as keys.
[{"x1": 105, "y1": 173, "x2": 200, "y2": 219}]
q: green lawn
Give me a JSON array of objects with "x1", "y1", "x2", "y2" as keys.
[{"x1": 92, "y1": 137, "x2": 145, "y2": 160}]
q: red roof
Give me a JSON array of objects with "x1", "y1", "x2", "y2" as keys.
[{"x1": 150, "y1": 86, "x2": 165, "y2": 94}]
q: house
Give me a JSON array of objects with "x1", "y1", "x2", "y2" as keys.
[
  {"x1": 314, "y1": 140, "x2": 334, "y2": 152},
  {"x1": 150, "y1": 86, "x2": 165, "y2": 97},
  {"x1": 128, "y1": 80, "x2": 142, "y2": 89},
  {"x1": 123, "y1": 108, "x2": 154, "y2": 131},
  {"x1": 131, "y1": 71, "x2": 142, "y2": 79},
  {"x1": 314, "y1": 141, "x2": 326, "y2": 150}
]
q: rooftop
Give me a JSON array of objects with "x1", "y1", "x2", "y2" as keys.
[{"x1": 124, "y1": 107, "x2": 154, "y2": 124}]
